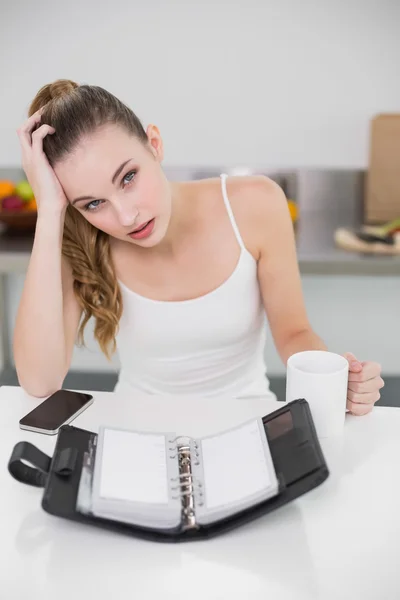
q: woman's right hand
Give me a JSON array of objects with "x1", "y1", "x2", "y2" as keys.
[{"x1": 17, "y1": 109, "x2": 68, "y2": 215}]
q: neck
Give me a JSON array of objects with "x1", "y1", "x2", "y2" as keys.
[{"x1": 150, "y1": 181, "x2": 192, "y2": 257}]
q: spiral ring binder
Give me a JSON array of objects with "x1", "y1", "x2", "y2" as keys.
[{"x1": 168, "y1": 438, "x2": 204, "y2": 530}]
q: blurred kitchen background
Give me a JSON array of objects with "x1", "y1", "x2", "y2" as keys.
[{"x1": 0, "y1": 0, "x2": 399, "y2": 403}]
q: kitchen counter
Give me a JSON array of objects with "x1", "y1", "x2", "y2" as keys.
[
  {"x1": 296, "y1": 210, "x2": 400, "y2": 276},
  {"x1": 1, "y1": 210, "x2": 400, "y2": 276}
]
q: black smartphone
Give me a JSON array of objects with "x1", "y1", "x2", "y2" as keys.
[{"x1": 19, "y1": 390, "x2": 94, "y2": 435}]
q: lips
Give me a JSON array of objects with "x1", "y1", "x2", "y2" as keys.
[
  {"x1": 128, "y1": 218, "x2": 156, "y2": 240},
  {"x1": 129, "y1": 220, "x2": 151, "y2": 234}
]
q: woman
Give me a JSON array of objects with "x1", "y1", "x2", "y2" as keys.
[{"x1": 14, "y1": 79, "x2": 383, "y2": 414}]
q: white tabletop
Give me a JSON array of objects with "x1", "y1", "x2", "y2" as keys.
[{"x1": 2, "y1": 385, "x2": 400, "y2": 600}]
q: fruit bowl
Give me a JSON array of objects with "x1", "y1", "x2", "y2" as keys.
[
  {"x1": 0, "y1": 210, "x2": 37, "y2": 233},
  {"x1": 0, "y1": 179, "x2": 37, "y2": 233}
]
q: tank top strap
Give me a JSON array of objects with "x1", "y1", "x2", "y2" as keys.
[{"x1": 220, "y1": 173, "x2": 245, "y2": 250}]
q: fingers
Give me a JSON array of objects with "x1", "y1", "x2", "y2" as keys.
[
  {"x1": 348, "y1": 361, "x2": 382, "y2": 382},
  {"x1": 343, "y1": 354, "x2": 383, "y2": 416},
  {"x1": 347, "y1": 389, "x2": 381, "y2": 404},
  {"x1": 31, "y1": 125, "x2": 55, "y2": 152},
  {"x1": 347, "y1": 399, "x2": 374, "y2": 416},
  {"x1": 343, "y1": 352, "x2": 363, "y2": 373},
  {"x1": 16, "y1": 110, "x2": 54, "y2": 155},
  {"x1": 17, "y1": 111, "x2": 43, "y2": 153},
  {"x1": 19, "y1": 109, "x2": 43, "y2": 133},
  {"x1": 348, "y1": 376, "x2": 385, "y2": 394}
]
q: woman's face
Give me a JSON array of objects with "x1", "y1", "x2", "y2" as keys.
[{"x1": 54, "y1": 123, "x2": 172, "y2": 247}]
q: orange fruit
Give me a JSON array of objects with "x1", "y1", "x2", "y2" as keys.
[
  {"x1": 287, "y1": 200, "x2": 298, "y2": 222},
  {"x1": 0, "y1": 180, "x2": 16, "y2": 200},
  {"x1": 24, "y1": 197, "x2": 37, "y2": 212}
]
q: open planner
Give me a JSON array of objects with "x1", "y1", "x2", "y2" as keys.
[
  {"x1": 77, "y1": 418, "x2": 279, "y2": 531},
  {"x1": 8, "y1": 399, "x2": 329, "y2": 542}
]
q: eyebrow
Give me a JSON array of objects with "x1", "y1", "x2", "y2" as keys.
[{"x1": 71, "y1": 158, "x2": 134, "y2": 206}]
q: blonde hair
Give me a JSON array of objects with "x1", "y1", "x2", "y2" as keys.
[{"x1": 28, "y1": 79, "x2": 148, "y2": 358}]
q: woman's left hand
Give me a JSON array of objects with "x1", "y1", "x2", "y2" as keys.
[{"x1": 344, "y1": 352, "x2": 384, "y2": 416}]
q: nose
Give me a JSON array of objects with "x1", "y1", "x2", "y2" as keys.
[{"x1": 114, "y1": 202, "x2": 139, "y2": 228}]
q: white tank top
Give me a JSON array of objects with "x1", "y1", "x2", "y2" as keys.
[{"x1": 114, "y1": 174, "x2": 273, "y2": 399}]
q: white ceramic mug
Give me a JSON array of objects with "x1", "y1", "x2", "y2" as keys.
[{"x1": 286, "y1": 350, "x2": 349, "y2": 438}]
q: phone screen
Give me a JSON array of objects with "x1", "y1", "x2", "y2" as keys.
[{"x1": 19, "y1": 390, "x2": 93, "y2": 431}]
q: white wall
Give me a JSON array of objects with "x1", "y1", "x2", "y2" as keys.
[
  {"x1": 1, "y1": 0, "x2": 399, "y2": 169},
  {"x1": 1, "y1": 0, "x2": 399, "y2": 377}
]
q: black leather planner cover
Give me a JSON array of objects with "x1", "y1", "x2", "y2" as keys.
[{"x1": 8, "y1": 398, "x2": 329, "y2": 542}]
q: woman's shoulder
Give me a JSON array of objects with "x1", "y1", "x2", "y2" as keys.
[
  {"x1": 224, "y1": 174, "x2": 285, "y2": 208},
  {"x1": 190, "y1": 173, "x2": 286, "y2": 210},
  {"x1": 182, "y1": 174, "x2": 292, "y2": 258},
  {"x1": 192, "y1": 173, "x2": 286, "y2": 210},
  {"x1": 223, "y1": 175, "x2": 291, "y2": 258}
]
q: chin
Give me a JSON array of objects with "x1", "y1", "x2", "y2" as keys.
[{"x1": 131, "y1": 236, "x2": 162, "y2": 248}]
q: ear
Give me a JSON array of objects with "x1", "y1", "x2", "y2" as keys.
[{"x1": 146, "y1": 124, "x2": 164, "y2": 161}]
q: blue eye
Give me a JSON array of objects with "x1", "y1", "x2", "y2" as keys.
[
  {"x1": 82, "y1": 169, "x2": 137, "y2": 212},
  {"x1": 84, "y1": 199, "x2": 103, "y2": 212},
  {"x1": 122, "y1": 170, "x2": 137, "y2": 186}
]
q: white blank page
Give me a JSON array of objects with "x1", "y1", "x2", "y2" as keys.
[
  {"x1": 98, "y1": 429, "x2": 169, "y2": 505},
  {"x1": 201, "y1": 420, "x2": 272, "y2": 510}
]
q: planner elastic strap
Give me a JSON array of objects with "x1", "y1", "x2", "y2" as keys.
[
  {"x1": 8, "y1": 440, "x2": 78, "y2": 488},
  {"x1": 8, "y1": 441, "x2": 51, "y2": 487}
]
